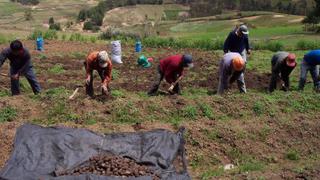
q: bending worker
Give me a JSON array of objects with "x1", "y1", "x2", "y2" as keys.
[
  {"x1": 84, "y1": 51, "x2": 112, "y2": 97},
  {"x1": 217, "y1": 52, "x2": 246, "y2": 94},
  {"x1": 148, "y1": 54, "x2": 193, "y2": 96},
  {"x1": 0, "y1": 40, "x2": 41, "y2": 95},
  {"x1": 298, "y1": 50, "x2": 320, "y2": 92},
  {"x1": 269, "y1": 52, "x2": 297, "y2": 92}
]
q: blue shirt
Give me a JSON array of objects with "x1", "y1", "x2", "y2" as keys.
[
  {"x1": 224, "y1": 30, "x2": 250, "y2": 54},
  {"x1": 304, "y1": 50, "x2": 320, "y2": 66}
]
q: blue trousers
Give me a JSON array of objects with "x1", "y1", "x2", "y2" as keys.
[
  {"x1": 298, "y1": 60, "x2": 320, "y2": 91},
  {"x1": 10, "y1": 67, "x2": 41, "y2": 95}
]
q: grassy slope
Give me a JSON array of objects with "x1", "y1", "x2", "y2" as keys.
[
  {"x1": 0, "y1": 0, "x2": 98, "y2": 37},
  {"x1": 166, "y1": 13, "x2": 320, "y2": 45}
]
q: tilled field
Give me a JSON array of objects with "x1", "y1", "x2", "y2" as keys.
[
  {"x1": 0, "y1": 40, "x2": 319, "y2": 179},
  {"x1": 0, "y1": 40, "x2": 270, "y2": 94}
]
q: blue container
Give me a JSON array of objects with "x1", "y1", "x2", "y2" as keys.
[
  {"x1": 135, "y1": 41, "x2": 142, "y2": 53},
  {"x1": 36, "y1": 37, "x2": 44, "y2": 51}
]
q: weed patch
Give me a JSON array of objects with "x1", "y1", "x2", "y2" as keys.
[
  {"x1": 0, "y1": 107, "x2": 17, "y2": 122},
  {"x1": 48, "y1": 64, "x2": 65, "y2": 74},
  {"x1": 286, "y1": 150, "x2": 300, "y2": 161},
  {"x1": 201, "y1": 167, "x2": 224, "y2": 179}
]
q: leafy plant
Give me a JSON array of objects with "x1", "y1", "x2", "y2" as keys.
[
  {"x1": 0, "y1": 107, "x2": 17, "y2": 122},
  {"x1": 49, "y1": 64, "x2": 65, "y2": 74}
]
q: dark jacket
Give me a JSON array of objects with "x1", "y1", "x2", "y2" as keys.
[
  {"x1": 0, "y1": 47, "x2": 31, "y2": 74},
  {"x1": 269, "y1": 52, "x2": 296, "y2": 92},
  {"x1": 223, "y1": 30, "x2": 250, "y2": 54}
]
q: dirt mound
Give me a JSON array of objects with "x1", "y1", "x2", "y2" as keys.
[{"x1": 56, "y1": 154, "x2": 159, "y2": 179}]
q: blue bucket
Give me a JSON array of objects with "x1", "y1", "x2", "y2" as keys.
[
  {"x1": 135, "y1": 41, "x2": 142, "y2": 53},
  {"x1": 36, "y1": 37, "x2": 44, "y2": 51}
]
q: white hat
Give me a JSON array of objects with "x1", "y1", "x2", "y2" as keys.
[
  {"x1": 98, "y1": 51, "x2": 109, "y2": 68},
  {"x1": 239, "y1": 25, "x2": 249, "y2": 35}
]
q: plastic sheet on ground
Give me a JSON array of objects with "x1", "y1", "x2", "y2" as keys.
[{"x1": 0, "y1": 124, "x2": 190, "y2": 180}]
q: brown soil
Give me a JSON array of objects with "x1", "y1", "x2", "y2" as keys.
[
  {"x1": 56, "y1": 154, "x2": 159, "y2": 179},
  {"x1": 0, "y1": 41, "x2": 269, "y2": 94},
  {"x1": 0, "y1": 40, "x2": 318, "y2": 179}
]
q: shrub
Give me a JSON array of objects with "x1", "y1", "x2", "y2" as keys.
[
  {"x1": 142, "y1": 37, "x2": 223, "y2": 50},
  {"x1": 49, "y1": 23, "x2": 61, "y2": 31},
  {"x1": 296, "y1": 40, "x2": 320, "y2": 50},
  {"x1": 49, "y1": 17, "x2": 54, "y2": 25},
  {"x1": 28, "y1": 30, "x2": 58, "y2": 40},
  {"x1": 0, "y1": 107, "x2": 17, "y2": 123},
  {"x1": 24, "y1": 9, "x2": 33, "y2": 21},
  {"x1": 83, "y1": 21, "x2": 94, "y2": 30},
  {"x1": 28, "y1": 30, "x2": 43, "y2": 40},
  {"x1": 286, "y1": 150, "x2": 300, "y2": 161},
  {"x1": 43, "y1": 30, "x2": 58, "y2": 40},
  {"x1": 69, "y1": 33, "x2": 85, "y2": 42},
  {"x1": 99, "y1": 28, "x2": 139, "y2": 41},
  {"x1": 253, "y1": 41, "x2": 284, "y2": 52}
]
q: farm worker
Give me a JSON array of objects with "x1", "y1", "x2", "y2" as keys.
[
  {"x1": 298, "y1": 50, "x2": 320, "y2": 92},
  {"x1": 0, "y1": 40, "x2": 41, "y2": 96},
  {"x1": 84, "y1": 51, "x2": 112, "y2": 97},
  {"x1": 137, "y1": 55, "x2": 151, "y2": 68},
  {"x1": 223, "y1": 24, "x2": 251, "y2": 92},
  {"x1": 224, "y1": 24, "x2": 251, "y2": 61},
  {"x1": 217, "y1": 52, "x2": 246, "y2": 94},
  {"x1": 269, "y1": 52, "x2": 297, "y2": 92},
  {"x1": 148, "y1": 54, "x2": 193, "y2": 96}
]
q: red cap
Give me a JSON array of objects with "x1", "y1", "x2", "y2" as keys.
[{"x1": 286, "y1": 53, "x2": 296, "y2": 67}]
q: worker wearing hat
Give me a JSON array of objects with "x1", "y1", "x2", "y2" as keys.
[
  {"x1": 269, "y1": 52, "x2": 297, "y2": 92},
  {"x1": 0, "y1": 40, "x2": 41, "y2": 95},
  {"x1": 223, "y1": 24, "x2": 251, "y2": 93},
  {"x1": 137, "y1": 55, "x2": 151, "y2": 68},
  {"x1": 148, "y1": 54, "x2": 193, "y2": 96},
  {"x1": 217, "y1": 52, "x2": 246, "y2": 94},
  {"x1": 84, "y1": 51, "x2": 112, "y2": 96},
  {"x1": 298, "y1": 50, "x2": 320, "y2": 92}
]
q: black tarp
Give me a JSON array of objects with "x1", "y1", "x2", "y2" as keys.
[{"x1": 0, "y1": 124, "x2": 190, "y2": 180}]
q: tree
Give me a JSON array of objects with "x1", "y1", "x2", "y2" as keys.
[
  {"x1": 49, "y1": 17, "x2": 55, "y2": 25},
  {"x1": 302, "y1": 0, "x2": 320, "y2": 32},
  {"x1": 24, "y1": 9, "x2": 33, "y2": 21}
]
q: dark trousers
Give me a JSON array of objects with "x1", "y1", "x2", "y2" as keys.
[
  {"x1": 84, "y1": 64, "x2": 110, "y2": 96},
  {"x1": 148, "y1": 65, "x2": 180, "y2": 95},
  {"x1": 269, "y1": 59, "x2": 294, "y2": 92},
  {"x1": 10, "y1": 67, "x2": 41, "y2": 96}
]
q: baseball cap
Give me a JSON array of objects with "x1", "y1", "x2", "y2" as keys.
[
  {"x1": 182, "y1": 54, "x2": 194, "y2": 68},
  {"x1": 286, "y1": 53, "x2": 296, "y2": 67}
]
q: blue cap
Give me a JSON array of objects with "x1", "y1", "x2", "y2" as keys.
[{"x1": 182, "y1": 54, "x2": 194, "y2": 68}]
